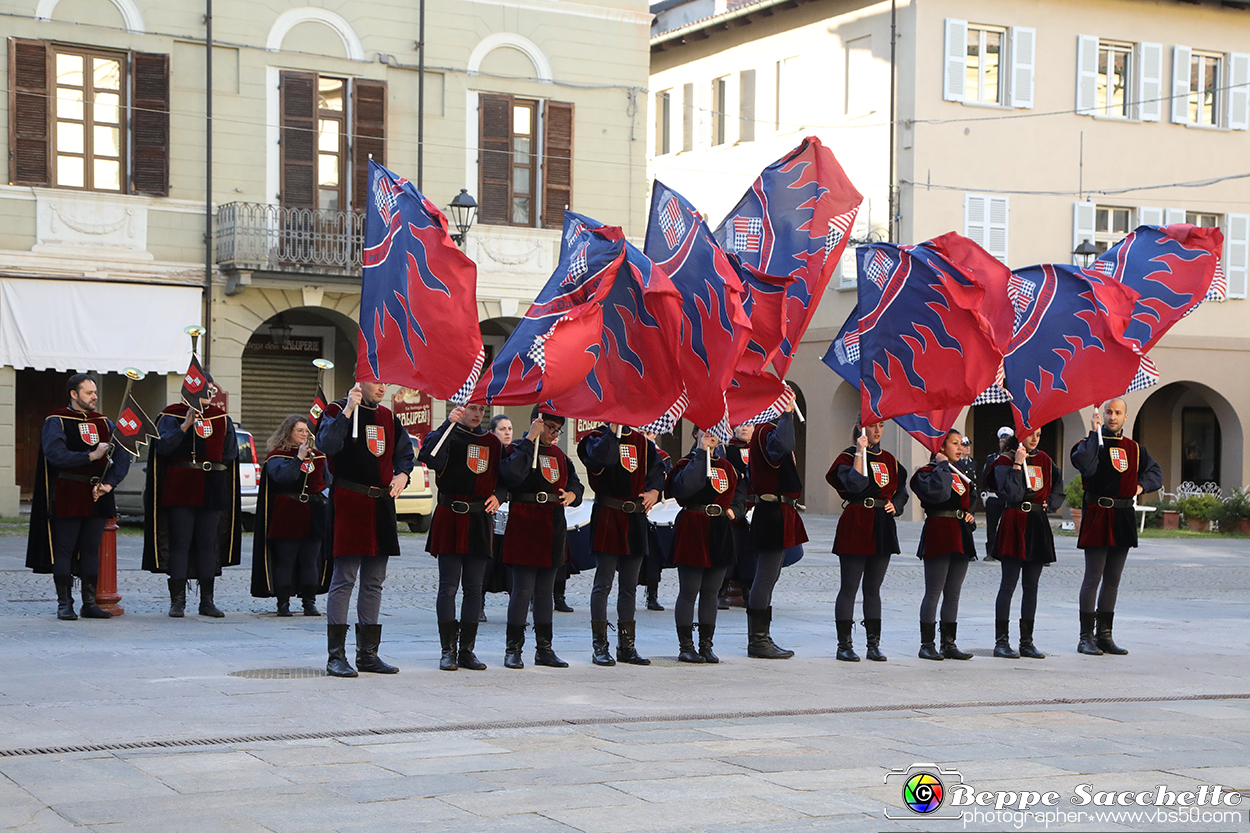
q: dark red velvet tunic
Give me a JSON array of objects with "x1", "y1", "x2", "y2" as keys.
[
  {"x1": 421, "y1": 421, "x2": 503, "y2": 556},
  {"x1": 748, "y1": 420, "x2": 808, "y2": 550},
  {"x1": 826, "y1": 446, "x2": 904, "y2": 557},
  {"x1": 668, "y1": 452, "x2": 743, "y2": 569},
  {"x1": 500, "y1": 440, "x2": 584, "y2": 568}
]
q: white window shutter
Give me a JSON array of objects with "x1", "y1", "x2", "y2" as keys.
[
  {"x1": 838, "y1": 200, "x2": 870, "y2": 288},
  {"x1": 1227, "y1": 213, "x2": 1249, "y2": 298},
  {"x1": 1165, "y1": 208, "x2": 1187, "y2": 226},
  {"x1": 1172, "y1": 45, "x2": 1192, "y2": 124},
  {"x1": 965, "y1": 193, "x2": 988, "y2": 249},
  {"x1": 987, "y1": 197, "x2": 1009, "y2": 262},
  {"x1": 1229, "y1": 52, "x2": 1250, "y2": 130},
  {"x1": 944, "y1": 19, "x2": 968, "y2": 102},
  {"x1": 1011, "y1": 27, "x2": 1036, "y2": 108},
  {"x1": 1138, "y1": 206, "x2": 1164, "y2": 227},
  {"x1": 1072, "y1": 201, "x2": 1096, "y2": 264},
  {"x1": 1076, "y1": 35, "x2": 1099, "y2": 115},
  {"x1": 1138, "y1": 42, "x2": 1163, "y2": 121}
]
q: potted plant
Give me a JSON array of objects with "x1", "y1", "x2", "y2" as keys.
[
  {"x1": 1177, "y1": 494, "x2": 1221, "y2": 532},
  {"x1": 1220, "y1": 487, "x2": 1250, "y2": 534},
  {"x1": 1065, "y1": 477, "x2": 1083, "y2": 532},
  {"x1": 1160, "y1": 500, "x2": 1181, "y2": 530}
]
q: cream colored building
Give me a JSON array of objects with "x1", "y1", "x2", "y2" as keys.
[
  {"x1": 0, "y1": 0, "x2": 652, "y2": 513},
  {"x1": 650, "y1": 0, "x2": 1250, "y2": 514}
]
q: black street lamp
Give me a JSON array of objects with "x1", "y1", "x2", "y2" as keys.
[
  {"x1": 269, "y1": 315, "x2": 293, "y2": 348},
  {"x1": 448, "y1": 189, "x2": 478, "y2": 245},
  {"x1": 1073, "y1": 238, "x2": 1099, "y2": 269}
]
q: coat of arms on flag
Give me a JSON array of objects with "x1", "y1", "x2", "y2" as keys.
[
  {"x1": 870, "y1": 461, "x2": 889, "y2": 488},
  {"x1": 659, "y1": 197, "x2": 686, "y2": 248},
  {"x1": 865, "y1": 248, "x2": 892, "y2": 289},
  {"x1": 709, "y1": 466, "x2": 729, "y2": 494},
  {"x1": 78, "y1": 422, "x2": 99, "y2": 445},
  {"x1": 952, "y1": 473, "x2": 967, "y2": 495},
  {"x1": 540, "y1": 454, "x2": 560, "y2": 484},
  {"x1": 730, "y1": 216, "x2": 762, "y2": 253},
  {"x1": 1026, "y1": 464, "x2": 1044, "y2": 492},
  {"x1": 117, "y1": 410, "x2": 143, "y2": 437},
  {"x1": 194, "y1": 419, "x2": 213, "y2": 439},
  {"x1": 619, "y1": 444, "x2": 639, "y2": 473},
  {"x1": 1109, "y1": 446, "x2": 1129, "y2": 473},
  {"x1": 366, "y1": 424, "x2": 386, "y2": 457},
  {"x1": 467, "y1": 444, "x2": 489, "y2": 474}
]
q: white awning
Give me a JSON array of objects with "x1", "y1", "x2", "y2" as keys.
[{"x1": 0, "y1": 279, "x2": 202, "y2": 374}]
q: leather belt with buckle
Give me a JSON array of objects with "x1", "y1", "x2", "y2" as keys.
[
  {"x1": 337, "y1": 478, "x2": 386, "y2": 499},
  {"x1": 58, "y1": 472, "x2": 102, "y2": 485},
  {"x1": 599, "y1": 497, "x2": 646, "y2": 513},
  {"x1": 847, "y1": 497, "x2": 879, "y2": 509},
  {"x1": 171, "y1": 461, "x2": 227, "y2": 472},
  {"x1": 756, "y1": 494, "x2": 798, "y2": 507},
  {"x1": 926, "y1": 509, "x2": 963, "y2": 519},
  {"x1": 276, "y1": 490, "x2": 314, "y2": 504},
  {"x1": 513, "y1": 492, "x2": 557, "y2": 505},
  {"x1": 687, "y1": 504, "x2": 724, "y2": 517},
  {"x1": 439, "y1": 496, "x2": 487, "y2": 514},
  {"x1": 1091, "y1": 496, "x2": 1133, "y2": 509},
  {"x1": 1007, "y1": 501, "x2": 1046, "y2": 512}
]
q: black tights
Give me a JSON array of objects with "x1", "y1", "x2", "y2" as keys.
[
  {"x1": 834, "y1": 554, "x2": 890, "y2": 620},
  {"x1": 590, "y1": 552, "x2": 643, "y2": 621},
  {"x1": 436, "y1": 553, "x2": 490, "y2": 622},
  {"x1": 509, "y1": 565, "x2": 556, "y2": 626},
  {"x1": 1079, "y1": 546, "x2": 1129, "y2": 613},
  {"x1": 995, "y1": 558, "x2": 1044, "y2": 620},
  {"x1": 747, "y1": 548, "x2": 785, "y2": 609},
  {"x1": 920, "y1": 554, "x2": 969, "y2": 623},
  {"x1": 675, "y1": 565, "x2": 727, "y2": 628}
]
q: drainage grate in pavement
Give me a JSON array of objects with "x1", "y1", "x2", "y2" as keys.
[
  {"x1": 0, "y1": 691, "x2": 1247, "y2": 758},
  {"x1": 229, "y1": 668, "x2": 326, "y2": 679}
]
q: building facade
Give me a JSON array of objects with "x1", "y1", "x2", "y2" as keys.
[
  {"x1": 1, "y1": 0, "x2": 652, "y2": 513},
  {"x1": 650, "y1": 0, "x2": 1250, "y2": 514}
]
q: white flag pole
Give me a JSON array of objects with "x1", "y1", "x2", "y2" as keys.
[
  {"x1": 1095, "y1": 402, "x2": 1104, "y2": 448},
  {"x1": 860, "y1": 426, "x2": 868, "y2": 472}
]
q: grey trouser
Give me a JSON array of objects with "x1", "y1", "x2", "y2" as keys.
[{"x1": 327, "y1": 555, "x2": 389, "y2": 625}]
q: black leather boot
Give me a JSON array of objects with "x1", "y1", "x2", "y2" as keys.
[
  {"x1": 355, "y1": 624, "x2": 399, "y2": 673},
  {"x1": 646, "y1": 583, "x2": 664, "y2": 611},
  {"x1": 677, "y1": 625, "x2": 704, "y2": 663},
  {"x1": 457, "y1": 619, "x2": 487, "y2": 670},
  {"x1": 1018, "y1": 618, "x2": 1045, "y2": 659},
  {"x1": 864, "y1": 618, "x2": 886, "y2": 661},
  {"x1": 55, "y1": 576, "x2": 78, "y2": 621},
  {"x1": 438, "y1": 620, "x2": 459, "y2": 671},
  {"x1": 746, "y1": 607, "x2": 793, "y2": 659},
  {"x1": 326, "y1": 624, "x2": 358, "y2": 677},
  {"x1": 167, "y1": 578, "x2": 186, "y2": 618},
  {"x1": 918, "y1": 621, "x2": 943, "y2": 661},
  {"x1": 591, "y1": 620, "x2": 615, "y2": 666},
  {"x1": 553, "y1": 579, "x2": 573, "y2": 613},
  {"x1": 79, "y1": 575, "x2": 112, "y2": 619},
  {"x1": 534, "y1": 622, "x2": 567, "y2": 667},
  {"x1": 276, "y1": 597, "x2": 292, "y2": 617},
  {"x1": 1095, "y1": 610, "x2": 1128, "y2": 655},
  {"x1": 617, "y1": 620, "x2": 650, "y2": 665},
  {"x1": 940, "y1": 622, "x2": 973, "y2": 660},
  {"x1": 301, "y1": 593, "x2": 321, "y2": 616},
  {"x1": 198, "y1": 578, "x2": 225, "y2": 618},
  {"x1": 698, "y1": 622, "x2": 719, "y2": 663},
  {"x1": 1077, "y1": 612, "x2": 1103, "y2": 655},
  {"x1": 504, "y1": 624, "x2": 526, "y2": 668},
  {"x1": 835, "y1": 619, "x2": 859, "y2": 662},
  {"x1": 993, "y1": 619, "x2": 1019, "y2": 658}
]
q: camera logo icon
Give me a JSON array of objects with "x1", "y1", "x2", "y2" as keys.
[{"x1": 884, "y1": 763, "x2": 964, "y2": 820}]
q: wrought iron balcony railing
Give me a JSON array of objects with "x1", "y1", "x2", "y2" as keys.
[{"x1": 216, "y1": 202, "x2": 364, "y2": 276}]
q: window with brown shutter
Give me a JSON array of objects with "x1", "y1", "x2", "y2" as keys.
[
  {"x1": 279, "y1": 71, "x2": 317, "y2": 208},
  {"x1": 351, "y1": 78, "x2": 386, "y2": 212},
  {"x1": 8, "y1": 38, "x2": 49, "y2": 187},
  {"x1": 478, "y1": 93, "x2": 512, "y2": 226},
  {"x1": 130, "y1": 51, "x2": 169, "y2": 196},
  {"x1": 542, "y1": 100, "x2": 573, "y2": 230}
]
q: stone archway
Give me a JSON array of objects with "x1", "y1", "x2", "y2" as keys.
[{"x1": 1134, "y1": 381, "x2": 1243, "y2": 494}]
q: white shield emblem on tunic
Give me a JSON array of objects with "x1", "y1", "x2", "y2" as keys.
[
  {"x1": 194, "y1": 419, "x2": 212, "y2": 439},
  {"x1": 78, "y1": 422, "x2": 99, "y2": 445},
  {"x1": 467, "y1": 444, "x2": 489, "y2": 474},
  {"x1": 301, "y1": 460, "x2": 316, "y2": 474},
  {"x1": 366, "y1": 424, "x2": 385, "y2": 457},
  {"x1": 951, "y1": 472, "x2": 967, "y2": 495},
  {"x1": 710, "y1": 466, "x2": 729, "y2": 493},
  {"x1": 740, "y1": 448, "x2": 749, "y2": 467},
  {"x1": 1109, "y1": 447, "x2": 1129, "y2": 473},
  {"x1": 619, "y1": 444, "x2": 638, "y2": 472},
  {"x1": 540, "y1": 455, "x2": 559, "y2": 484},
  {"x1": 870, "y1": 461, "x2": 889, "y2": 488},
  {"x1": 1026, "y1": 464, "x2": 1044, "y2": 492}
]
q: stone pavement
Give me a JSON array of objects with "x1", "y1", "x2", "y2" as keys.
[{"x1": 1, "y1": 516, "x2": 1248, "y2": 832}]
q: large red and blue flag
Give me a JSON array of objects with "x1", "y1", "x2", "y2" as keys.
[
  {"x1": 644, "y1": 182, "x2": 751, "y2": 436},
  {"x1": 854, "y1": 239, "x2": 1006, "y2": 425},
  {"x1": 1002, "y1": 262, "x2": 1143, "y2": 434},
  {"x1": 713, "y1": 136, "x2": 862, "y2": 378},
  {"x1": 473, "y1": 212, "x2": 685, "y2": 429},
  {"x1": 726, "y1": 262, "x2": 797, "y2": 425},
  {"x1": 359, "y1": 160, "x2": 483, "y2": 401}
]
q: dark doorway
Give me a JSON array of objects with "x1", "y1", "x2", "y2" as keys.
[
  {"x1": 1181, "y1": 406, "x2": 1220, "y2": 484},
  {"x1": 16, "y1": 370, "x2": 74, "y2": 499}
]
